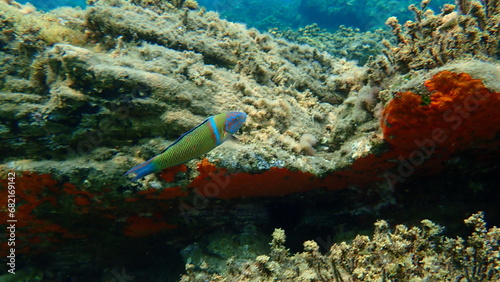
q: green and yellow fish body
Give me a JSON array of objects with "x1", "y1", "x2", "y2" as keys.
[{"x1": 126, "y1": 112, "x2": 247, "y2": 181}]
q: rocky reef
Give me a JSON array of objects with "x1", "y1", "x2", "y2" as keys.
[
  {"x1": 181, "y1": 212, "x2": 500, "y2": 281},
  {"x1": 180, "y1": 212, "x2": 500, "y2": 282},
  {"x1": 0, "y1": 0, "x2": 388, "y2": 193},
  {"x1": 0, "y1": 0, "x2": 499, "y2": 280},
  {"x1": 270, "y1": 24, "x2": 390, "y2": 65},
  {"x1": 384, "y1": 0, "x2": 500, "y2": 72}
]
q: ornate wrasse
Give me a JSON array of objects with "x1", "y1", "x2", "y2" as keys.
[{"x1": 125, "y1": 112, "x2": 247, "y2": 181}]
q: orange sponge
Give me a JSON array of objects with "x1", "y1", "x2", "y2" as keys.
[{"x1": 382, "y1": 71, "x2": 500, "y2": 154}]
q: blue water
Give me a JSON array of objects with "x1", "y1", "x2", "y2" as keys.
[
  {"x1": 17, "y1": 0, "x2": 86, "y2": 10},
  {"x1": 19, "y1": 0, "x2": 452, "y2": 31}
]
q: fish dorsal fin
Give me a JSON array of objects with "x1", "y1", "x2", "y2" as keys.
[{"x1": 160, "y1": 116, "x2": 213, "y2": 154}]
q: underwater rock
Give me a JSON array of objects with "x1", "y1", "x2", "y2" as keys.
[
  {"x1": 180, "y1": 224, "x2": 270, "y2": 273},
  {"x1": 270, "y1": 24, "x2": 390, "y2": 66},
  {"x1": 0, "y1": 1, "x2": 499, "y2": 279},
  {"x1": 382, "y1": 68, "x2": 500, "y2": 152},
  {"x1": 180, "y1": 212, "x2": 500, "y2": 281},
  {"x1": 383, "y1": 0, "x2": 500, "y2": 73},
  {"x1": 1, "y1": 0, "x2": 380, "y2": 186}
]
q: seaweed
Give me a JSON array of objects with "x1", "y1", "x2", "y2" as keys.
[{"x1": 180, "y1": 212, "x2": 500, "y2": 281}]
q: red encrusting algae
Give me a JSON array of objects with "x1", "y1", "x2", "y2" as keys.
[
  {"x1": 1, "y1": 70, "x2": 498, "y2": 248},
  {"x1": 191, "y1": 159, "x2": 319, "y2": 199},
  {"x1": 0, "y1": 171, "x2": 183, "y2": 257},
  {"x1": 187, "y1": 71, "x2": 500, "y2": 199},
  {"x1": 158, "y1": 164, "x2": 188, "y2": 182},
  {"x1": 0, "y1": 173, "x2": 86, "y2": 256},
  {"x1": 382, "y1": 71, "x2": 500, "y2": 154},
  {"x1": 123, "y1": 214, "x2": 177, "y2": 237},
  {"x1": 190, "y1": 157, "x2": 392, "y2": 199}
]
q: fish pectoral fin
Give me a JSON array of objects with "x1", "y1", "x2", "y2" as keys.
[{"x1": 226, "y1": 134, "x2": 240, "y2": 143}]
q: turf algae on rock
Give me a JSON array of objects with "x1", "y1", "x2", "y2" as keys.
[
  {"x1": 0, "y1": 0, "x2": 499, "y2": 280},
  {"x1": 180, "y1": 212, "x2": 500, "y2": 281},
  {"x1": 1, "y1": 0, "x2": 386, "y2": 186}
]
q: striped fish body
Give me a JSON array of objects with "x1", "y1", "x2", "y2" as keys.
[{"x1": 126, "y1": 112, "x2": 246, "y2": 181}]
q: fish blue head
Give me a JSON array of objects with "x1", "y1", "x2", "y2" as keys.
[{"x1": 225, "y1": 112, "x2": 247, "y2": 134}]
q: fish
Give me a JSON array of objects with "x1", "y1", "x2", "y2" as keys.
[{"x1": 125, "y1": 111, "x2": 247, "y2": 181}]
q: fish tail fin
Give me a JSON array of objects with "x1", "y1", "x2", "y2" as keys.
[{"x1": 125, "y1": 158, "x2": 157, "y2": 181}]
